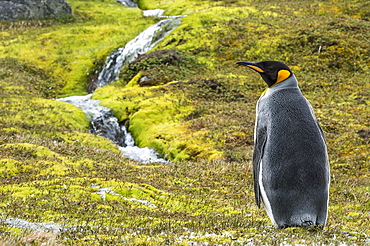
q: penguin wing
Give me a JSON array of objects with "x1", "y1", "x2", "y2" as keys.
[
  {"x1": 307, "y1": 98, "x2": 327, "y2": 142},
  {"x1": 316, "y1": 121, "x2": 327, "y2": 142},
  {"x1": 252, "y1": 126, "x2": 267, "y2": 208}
]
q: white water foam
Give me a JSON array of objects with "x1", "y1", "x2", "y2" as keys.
[
  {"x1": 57, "y1": 94, "x2": 105, "y2": 122},
  {"x1": 119, "y1": 127, "x2": 169, "y2": 164},
  {"x1": 143, "y1": 9, "x2": 187, "y2": 18},
  {"x1": 143, "y1": 9, "x2": 165, "y2": 17}
]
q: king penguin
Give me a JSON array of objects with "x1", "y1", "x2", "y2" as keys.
[{"x1": 236, "y1": 60, "x2": 330, "y2": 228}]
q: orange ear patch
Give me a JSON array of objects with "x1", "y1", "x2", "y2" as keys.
[
  {"x1": 276, "y1": 69, "x2": 291, "y2": 83},
  {"x1": 247, "y1": 65, "x2": 264, "y2": 73}
]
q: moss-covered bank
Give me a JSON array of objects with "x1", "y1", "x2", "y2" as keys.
[{"x1": 92, "y1": 48, "x2": 223, "y2": 161}]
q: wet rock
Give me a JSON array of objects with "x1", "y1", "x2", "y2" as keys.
[
  {"x1": 0, "y1": 0, "x2": 72, "y2": 22},
  {"x1": 139, "y1": 76, "x2": 163, "y2": 87},
  {"x1": 116, "y1": 0, "x2": 138, "y2": 8},
  {"x1": 57, "y1": 95, "x2": 126, "y2": 147},
  {"x1": 90, "y1": 112, "x2": 126, "y2": 147}
]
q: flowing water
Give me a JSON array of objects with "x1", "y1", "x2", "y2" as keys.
[
  {"x1": 58, "y1": 3, "x2": 182, "y2": 164},
  {"x1": 57, "y1": 95, "x2": 126, "y2": 147},
  {"x1": 96, "y1": 17, "x2": 182, "y2": 88},
  {"x1": 58, "y1": 94, "x2": 169, "y2": 164}
]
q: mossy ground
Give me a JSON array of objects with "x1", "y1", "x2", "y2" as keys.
[
  {"x1": 0, "y1": 0, "x2": 154, "y2": 97},
  {"x1": 0, "y1": 0, "x2": 369, "y2": 245}
]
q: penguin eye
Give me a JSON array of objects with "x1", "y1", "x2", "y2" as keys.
[{"x1": 266, "y1": 68, "x2": 274, "y2": 73}]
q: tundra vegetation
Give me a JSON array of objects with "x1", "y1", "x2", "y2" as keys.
[{"x1": 0, "y1": 0, "x2": 369, "y2": 245}]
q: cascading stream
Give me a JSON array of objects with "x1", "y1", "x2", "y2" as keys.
[
  {"x1": 57, "y1": 95, "x2": 126, "y2": 147},
  {"x1": 95, "y1": 17, "x2": 182, "y2": 89},
  {"x1": 58, "y1": 2, "x2": 184, "y2": 164}
]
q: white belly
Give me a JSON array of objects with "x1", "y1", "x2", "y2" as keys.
[{"x1": 258, "y1": 160, "x2": 278, "y2": 228}]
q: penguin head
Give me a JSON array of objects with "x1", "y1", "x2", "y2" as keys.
[{"x1": 236, "y1": 60, "x2": 292, "y2": 87}]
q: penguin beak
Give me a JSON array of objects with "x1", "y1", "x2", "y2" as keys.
[{"x1": 236, "y1": 61, "x2": 265, "y2": 73}]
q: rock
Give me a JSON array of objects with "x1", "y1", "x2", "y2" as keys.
[
  {"x1": 90, "y1": 112, "x2": 127, "y2": 147},
  {"x1": 139, "y1": 76, "x2": 162, "y2": 87},
  {"x1": 0, "y1": 0, "x2": 72, "y2": 22},
  {"x1": 116, "y1": 0, "x2": 138, "y2": 8}
]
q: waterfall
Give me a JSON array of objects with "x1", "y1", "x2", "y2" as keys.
[
  {"x1": 58, "y1": 4, "x2": 183, "y2": 164},
  {"x1": 95, "y1": 17, "x2": 182, "y2": 89}
]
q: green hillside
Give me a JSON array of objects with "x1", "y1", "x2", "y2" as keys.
[{"x1": 0, "y1": 0, "x2": 369, "y2": 244}]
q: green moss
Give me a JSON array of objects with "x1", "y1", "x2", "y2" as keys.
[
  {"x1": 0, "y1": 176, "x2": 239, "y2": 229},
  {"x1": 91, "y1": 48, "x2": 222, "y2": 161},
  {"x1": 2, "y1": 143, "x2": 60, "y2": 158},
  {"x1": 58, "y1": 131, "x2": 120, "y2": 153},
  {"x1": 126, "y1": 71, "x2": 143, "y2": 87},
  {"x1": 7, "y1": 186, "x2": 44, "y2": 198},
  {"x1": 0, "y1": 158, "x2": 32, "y2": 177},
  {"x1": 1, "y1": 97, "x2": 89, "y2": 134},
  {"x1": 38, "y1": 161, "x2": 69, "y2": 177},
  {"x1": 0, "y1": 57, "x2": 63, "y2": 98},
  {"x1": 119, "y1": 49, "x2": 203, "y2": 86},
  {"x1": 0, "y1": 0, "x2": 155, "y2": 96},
  {"x1": 93, "y1": 83, "x2": 223, "y2": 161}
]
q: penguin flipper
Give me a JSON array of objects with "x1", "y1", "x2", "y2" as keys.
[
  {"x1": 316, "y1": 121, "x2": 327, "y2": 143},
  {"x1": 253, "y1": 127, "x2": 267, "y2": 208}
]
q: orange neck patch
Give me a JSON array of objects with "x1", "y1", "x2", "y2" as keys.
[{"x1": 270, "y1": 69, "x2": 291, "y2": 88}]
